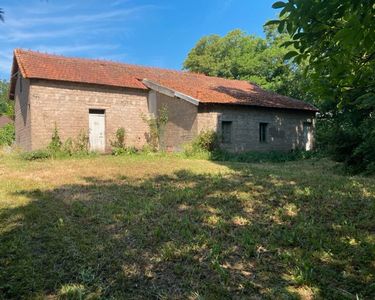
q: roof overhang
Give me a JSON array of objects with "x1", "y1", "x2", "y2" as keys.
[
  {"x1": 9, "y1": 55, "x2": 20, "y2": 100},
  {"x1": 142, "y1": 79, "x2": 199, "y2": 106}
]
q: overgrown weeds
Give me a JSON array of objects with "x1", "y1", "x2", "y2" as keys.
[
  {"x1": 21, "y1": 126, "x2": 91, "y2": 160},
  {"x1": 141, "y1": 105, "x2": 168, "y2": 151}
]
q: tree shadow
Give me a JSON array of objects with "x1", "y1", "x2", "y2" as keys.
[{"x1": 0, "y1": 166, "x2": 374, "y2": 299}]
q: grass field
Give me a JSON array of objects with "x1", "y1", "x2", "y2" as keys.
[{"x1": 0, "y1": 154, "x2": 374, "y2": 299}]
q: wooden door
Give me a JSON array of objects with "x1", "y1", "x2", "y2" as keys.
[{"x1": 89, "y1": 111, "x2": 105, "y2": 152}]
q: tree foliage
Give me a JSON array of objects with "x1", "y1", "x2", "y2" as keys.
[
  {"x1": 0, "y1": 8, "x2": 4, "y2": 22},
  {"x1": 0, "y1": 81, "x2": 13, "y2": 117},
  {"x1": 267, "y1": 0, "x2": 375, "y2": 173},
  {"x1": 0, "y1": 124, "x2": 14, "y2": 146},
  {"x1": 183, "y1": 28, "x2": 313, "y2": 102}
]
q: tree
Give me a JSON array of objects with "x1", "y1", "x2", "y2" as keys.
[
  {"x1": 0, "y1": 8, "x2": 4, "y2": 22},
  {"x1": 266, "y1": 0, "x2": 375, "y2": 173},
  {"x1": 0, "y1": 81, "x2": 13, "y2": 117},
  {"x1": 183, "y1": 28, "x2": 313, "y2": 102}
]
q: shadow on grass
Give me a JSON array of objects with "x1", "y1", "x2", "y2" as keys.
[{"x1": 0, "y1": 166, "x2": 374, "y2": 299}]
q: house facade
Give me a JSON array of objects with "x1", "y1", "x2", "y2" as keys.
[{"x1": 10, "y1": 49, "x2": 318, "y2": 152}]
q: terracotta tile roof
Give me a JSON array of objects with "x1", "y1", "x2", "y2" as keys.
[{"x1": 10, "y1": 49, "x2": 318, "y2": 112}]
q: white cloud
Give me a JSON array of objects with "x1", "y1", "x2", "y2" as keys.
[
  {"x1": 0, "y1": 1, "x2": 160, "y2": 79},
  {"x1": 5, "y1": 5, "x2": 155, "y2": 28},
  {"x1": 0, "y1": 27, "x2": 86, "y2": 42},
  {"x1": 34, "y1": 44, "x2": 120, "y2": 55}
]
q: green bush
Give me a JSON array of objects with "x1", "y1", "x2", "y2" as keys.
[
  {"x1": 192, "y1": 130, "x2": 219, "y2": 152},
  {"x1": 184, "y1": 130, "x2": 219, "y2": 157},
  {"x1": 21, "y1": 149, "x2": 51, "y2": 160},
  {"x1": 110, "y1": 127, "x2": 126, "y2": 149},
  {"x1": 74, "y1": 130, "x2": 89, "y2": 154},
  {"x1": 47, "y1": 125, "x2": 62, "y2": 153},
  {"x1": 60, "y1": 130, "x2": 90, "y2": 156},
  {"x1": 316, "y1": 114, "x2": 375, "y2": 175},
  {"x1": 111, "y1": 127, "x2": 132, "y2": 155},
  {"x1": 62, "y1": 138, "x2": 74, "y2": 156},
  {"x1": 0, "y1": 123, "x2": 15, "y2": 146}
]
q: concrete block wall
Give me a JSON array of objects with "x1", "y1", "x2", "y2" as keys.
[
  {"x1": 155, "y1": 92, "x2": 198, "y2": 151},
  {"x1": 197, "y1": 104, "x2": 316, "y2": 152},
  {"x1": 25, "y1": 79, "x2": 150, "y2": 151},
  {"x1": 14, "y1": 76, "x2": 32, "y2": 150}
]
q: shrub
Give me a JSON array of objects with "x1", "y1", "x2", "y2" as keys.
[
  {"x1": 184, "y1": 130, "x2": 219, "y2": 157},
  {"x1": 62, "y1": 138, "x2": 74, "y2": 156},
  {"x1": 48, "y1": 124, "x2": 62, "y2": 153},
  {"x1": 21, "y1": 149, "x2": 51, "y2": 160},
  {"x1": 74, "y1": 130, "x2": 89, "y2": 153},
  {"x1": 316, "y1": 114, "x2": 375, "y2": 175},
  {"x1": 0, "y1": 123, "x2": 15, "y2": 146},
  {"x1": 110, "y1": 127, "x2": 126, "y2": 149},
  {"x1": 192, "y1": 130, "x2": 219, "y2": 152},
  {"x1": 111, "y1": 127, "x2": 130, "y2": 155}
]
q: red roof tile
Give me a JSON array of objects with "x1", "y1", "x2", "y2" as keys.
[{"x1": 10, "y1": 49, "x2": 318, "y2": 112}]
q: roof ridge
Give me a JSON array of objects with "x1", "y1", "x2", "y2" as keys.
[
  {"x1": 14, "y1": 48, "x2": 257, "y2": 84},
  {"x1": 15, "y1": 48, "x2": 186, "y2": 74}
]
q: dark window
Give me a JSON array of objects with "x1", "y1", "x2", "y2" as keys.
[
  {"x1": 259, "y1": 123, "x2": 268, "y2": 143},
  {"x1": 221, "y1": 121, "x2": 232, "y2": 143},
  {"x1": 89, "y1": 109, "x2": 105, "y2": 114}
]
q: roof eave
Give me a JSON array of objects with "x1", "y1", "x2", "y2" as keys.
[
  {"x1": 198, "y1": 101, "x2": 319, "y2": 112},
  {"x1": 142, "y1": 79, "x2": 200, "y2": 106},
  {"x1": 9, "y1": 55, "x2": 20, "y2": 100}
]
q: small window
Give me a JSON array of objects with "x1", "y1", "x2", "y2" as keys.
[
  {"x1": 221, "y1": 121, "x2": 232, "y2": 144},
  {"x1": 259, "y1": 122, "x2": 268, "y2": 143}
]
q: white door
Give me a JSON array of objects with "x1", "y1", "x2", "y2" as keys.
[
  {"x1": 303, "y1": 123, "x2": 312, "y2": 151},
  {"x1": 89, "y1": 112, "x2": 105, "y2": 152}
]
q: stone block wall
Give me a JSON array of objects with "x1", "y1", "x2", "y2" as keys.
[
  {"x1": 155, "y1": 92, "x2": 198, "y2": 151},
  {"x1": 14, "y1": 75, "x2": 32, "y2": 150},
  {"x1": 23, "y1": 79, "x2": 149, "y2": 151},
  {"x1": 197, "y1": 104, "x2": 316, "y2": 152}
]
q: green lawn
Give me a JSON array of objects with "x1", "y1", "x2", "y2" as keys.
[{"x1": 0, "y1": 154, "x2": 374, "y2": 299}]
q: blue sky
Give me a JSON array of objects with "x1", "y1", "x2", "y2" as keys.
[{"x1": 0, "y1": 0, "x2": 277, "y2": 79}]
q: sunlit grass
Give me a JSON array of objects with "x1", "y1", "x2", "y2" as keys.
[{"x1": 0, "y1": 154, "x2": 374, "y2": 299}]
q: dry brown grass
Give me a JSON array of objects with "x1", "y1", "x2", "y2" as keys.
[{"x1": 0, "y1": 154, "x2": 374, "y2": 299}]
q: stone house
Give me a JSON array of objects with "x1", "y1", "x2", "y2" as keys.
[{"x1": 9, "y1": 49, "x2": 318, "y2": 152}]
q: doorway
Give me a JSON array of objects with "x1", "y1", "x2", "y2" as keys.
[{"x1": 89, "y1": 109, "x2": 105, "y2": 152}]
